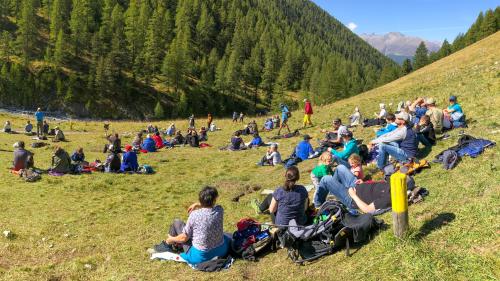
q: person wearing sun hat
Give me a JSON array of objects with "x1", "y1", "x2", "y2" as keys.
[
  {"x1": 424, "y1": 97, "x2": 444, "y2": 134},
  {"x1": 120, "y1": 145, "x2": 139, "y2": 172},
  {"x1": 369, "y1": 111, "x2": 418, "y2": 170}
]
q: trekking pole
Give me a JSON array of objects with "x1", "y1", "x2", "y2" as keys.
[{"x1": 390, "y1": 171, "x2": 408, "y2": 238}]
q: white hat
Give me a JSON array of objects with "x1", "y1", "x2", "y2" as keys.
[
  {"x1": 395, "y1": 112, "x2": 410, "y2": 122},
  {"x1": 379, "y1": 103, "x2": 385, "y2": 109}
]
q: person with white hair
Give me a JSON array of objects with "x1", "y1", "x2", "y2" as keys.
[
  {"x1": 257, "y1": 143, "x2": 282, "y2": 166},
  {"x1": 12, "y1": 141, "x2": 34, "y2": 171},
  {"x1": 349, "y1": 107, "x2": 362, "y2": 127},
  {"x1": 375, "y1": 103, "x2": 387, "y2": 120},
  {"x1": 303, "y1": 99, "x2": 313, "y2": 128}
]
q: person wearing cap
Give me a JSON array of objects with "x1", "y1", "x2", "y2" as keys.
[
  {"x1": 277, "y1": 103, "x2": 291, "y2": 135},
  {"x1": 121, "y1": 145, "x2": 139, "y2": 172},
  {"x1": 303, "y1": 99, "x2": 313, "y2": 128},
  {"x1": 257, "y1": 143, "x2": 282, "y2": 166},
  {"x1": 443, "y1": 95, "x2": 465, "y2": 128},
  {"x1": 53, "y1": 126, "x2": 65, "y2": 142},
  {"x1": 321, "y1": 118, "x2": 348, "y2": 147},
  {"x1": 328, "y1": 130, "x2": 359, "y2": 168},
  {"x1": 34, "y1": 108, "x2": 44, "y2": 137},
  {"x1": 369, "y1": 111, "x2": 418, "y2": 170},
  {"x1": 424, "y1": 98, "x2": 443, "y2": 134},
  {"x1": 284, "y1": 135, "x2": 314, "y2": 168},
  {"x1": 12, "y1": 141, "x2": 34, "y2": 171}
]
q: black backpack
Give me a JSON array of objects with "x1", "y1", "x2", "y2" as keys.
[{"x1": 357, "y1": 144, "x2": 369, "y2": 164}]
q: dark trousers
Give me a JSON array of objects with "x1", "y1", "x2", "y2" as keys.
[
  {"x1": 36, "y1": 121, "x2": 43, "y2": 137},
  {"x1": 169, "y1": 219, "x2": 191, "y2": 253},
  {"x1": 258, "y1": 194, "x2": 276, "y2": 223}
]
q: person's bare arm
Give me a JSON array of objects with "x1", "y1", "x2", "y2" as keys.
[
  {"x1": 166, "y1": 233, "x2": 189, "y2": 244},
  {"x1": 269, "y1": 198, "x2": 278, "y2": 213},
  {"x1": 348, "y1": 188, "x2": 375, "y2": 213}
]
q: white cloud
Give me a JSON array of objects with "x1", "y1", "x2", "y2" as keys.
[{"x1": 347, "y1": 22, "x2": 357, "y2": 31}]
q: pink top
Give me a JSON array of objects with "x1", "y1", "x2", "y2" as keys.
[{"x1": 350, "y1": 165, "x2": 364, "y2": 180}]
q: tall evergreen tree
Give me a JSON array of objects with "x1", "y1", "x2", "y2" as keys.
[
  {"x1": 162, "y1": 31, "x2": 191, "y2": 93},
  {"x1": 438, "y1": 39, "x2": 452, "y2": 59},
  {"x1": 53, "y1": 29, "x2": 66, "y2": 66},
  {"x1": 413, "y1": 41, "x2": 429, "y2": 70},
  {"x1": 16, "y1": 0, "x2": 38, "y2": 63},
  {"x1": 480, "y1": 10, "x2": 497, "y2": 39},
  {"x1": 49, "y1": 0, "x2": 70, "y2": 42},
  {"x1": 69, "y1": 0, "x2": 92, "y2": 56},
  {"x1": 401, "y1": 59, "x2": 413, "y2": 75}
]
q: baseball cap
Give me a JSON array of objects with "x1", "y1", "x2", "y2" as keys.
[
  {"x1": 303, "y1": 134, "x2": 312, "y2": 140},
  {"x1": 425, "y1": 98, "x2": 436, "y2": 105},
  {"x1": 395, "y1": 112, "x2": 410, "y2": 122},
  {"x1": 124, "y1": 145, "x2": 132, "y2": 152},
  {"x1": 449, "y1": 95, "x2": 457, "y2": 101},
  {"x1": 340, "y1": 130, "x2": 353, "y2": 138}
]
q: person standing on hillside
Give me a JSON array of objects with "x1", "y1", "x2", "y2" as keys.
[
  {"x1": 34, "y1": 108, "x2": 44, "y2": 138},
  {"x1": 277, "y1": 103, "x2": 291, "y2": 135},
  {"x1": 239, "y1": 112, "x2": 245, "y2": 123},
  {"x1": 232, "y1": 112, "x2": 238, "y2": 123},
  {"x1": 303, "y1": 99, "x2": 313, "y2": 128}
]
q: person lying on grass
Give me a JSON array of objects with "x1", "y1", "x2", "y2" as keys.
[
  {"x1": 257, "y1": 143, "x2": 282, "y2": 166},
  {"x1": 12, "y1": 141, "x2": 34, "y2": 171},
  {"x1": 161, "y1": 186, "x2": 230, "y2": 265},
  {"x1": 314, "y1": 165, "x2": 391, "y2": 214},
  {"x1": 252, "y1": 166, "x2": 309, "y2": 227}
]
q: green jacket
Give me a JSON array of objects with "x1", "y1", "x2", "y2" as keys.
[
  {"x1": 51, "y1": 149, "x2": 72, "y2": 173},
  {"x1": 331, "y1": 138, "x2": 359, "y2": 160}
]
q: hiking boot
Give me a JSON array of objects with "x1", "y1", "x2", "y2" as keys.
[
  {"x1": 154, "y1": 241, "x2": 174, "y2": 253},
  {"x1": 250, "y1": 199, "x2": 262, "y2": 215}
]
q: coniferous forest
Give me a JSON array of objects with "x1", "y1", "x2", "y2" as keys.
[{"x1": 1, "y1": 0, "x2": 402, "y2": 119}]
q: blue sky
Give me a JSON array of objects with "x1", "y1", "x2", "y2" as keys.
[{"x1": 311, "y1": 0, "x2": 499, "y2": 42}]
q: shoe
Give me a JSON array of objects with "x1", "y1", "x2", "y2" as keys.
[
  {"x1": 442, "y1": 133, "x2": 451, "y2": 140},
  {"x1": 250, "y1": 199, "x2": 262, "y2": 215},
  {"x1": 154, "y1": 241, "x2": 174, "y2": 253}
]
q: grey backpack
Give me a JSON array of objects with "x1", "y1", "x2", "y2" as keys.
[{"x1": 442, "y1": 150, "x2": 459, "y2": 170}]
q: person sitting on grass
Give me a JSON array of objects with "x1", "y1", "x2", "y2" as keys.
[
  {"x1": 284, "y1": 134, "x2": 314, "y2": 168},
  {"x1": 199, "y1": 127, "x2": 208, "y2": 142},
  {"x1": 376, "y1": 103, "x2": 387, "y2": 120},
  {"x1": 310, "y1": 151, "x2": 334, "y2": 189},
  {"x1": 160, "y1": 186, "x2": 230, "y2": 265},
  {"x1": 262, "y1": 118, "x2": 274, "y2": 131},
  {"x1": 3, "y1": 121, "x2": 12, "y2": 133},
  {"x1": 53, "y1": 126, "x2": 65, "y2": 142},
  {"x1": 229, "y1": 131, "x2": 245, "y2": 151},
  {"x1": 12, "y1": 141, "x2": 34, "y2": 171},
  {"x1": 141, "y1": 134, "x2": 157, "y2": 152},
  {"x1": 104, "y1": 145, "x2": 121, "y2": 173},
  {"x1": 248, "y1": 132, "x2": 264, "y2": 148},
  {"x1": 42, "y1": 120, "x2": 49, "y2": 135},
  {"x1": 348, "y1": 154, "x2": 364, "y2": 183},
  {"x1": 320, "y1": 118, "x2": 348, "y2": 149},
  {"x1": 50, "y1": 146, "x2": 72, "y2": 174},
  {"x1": 272, "y1": 115, "x2": 280, "y2": 129},
  {"x1": 184, "y1": 128, "x2": 200, "y2": 147},
  {"x1": 368, "y1": 112, "x2": 418, "y2": 170},
  {"x1": 328, "y1": 130, "x2": 359, "y2": 168},
  {"x1": 172, "y1": 131, "x2": 185, "y2": 146},
  {"x1": 414, "y1": 115, "x2": 436, "y2": 148},
  {"x1": 313, "y1": 165, "x2": 391, "y2": 214},
  {"x1": 349, "y1": 107, "x2": 362, "y2": 127},
  {"x1": 375, "y1": 113, "x2": 397, "y2": 137},
  {"x1": 409, "y1": 97, "x2": 428, "y2": 125},
  {"x1": 166, "y1": 123, "x2": 176, "y2": 136},
  {"x1": 257, "y1": 143, "x2": 282, "y2": 166},
  {"x1": 152, "y1": 132, "x2": 165, "y2": 149},
  {"x1": 424, "y1": 98, "x2": 443, "y2": 134},
  {"x1": 71, "y1": 147, "x2": 89, "y2": 166},
  {"x1": 132, "y1": 132, "x2": 143, "y2": 150},
  {"x1": 120, "y1": 145, "x2": 139, "y2": 172},
  {"x1": 25, "y1": 121, "x2": 33, "y2": 134},
  {"x1": 251, "y1": 166, "x2": 309, "y2": 226},
  {"x1": 443, "y1": 95, "x2": 465, "y2": 128}
]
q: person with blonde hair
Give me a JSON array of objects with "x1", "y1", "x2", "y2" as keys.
[
  {"x1": 348, "y1": 154, "x2": 364, "y2": 182},
  {"x1": 310, "y1": 151, "x2": 333, "y2": 189}
]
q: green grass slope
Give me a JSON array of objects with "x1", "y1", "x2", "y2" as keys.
[{"x1": 0, "y1": 32, "x2": 499, "y2": 281}]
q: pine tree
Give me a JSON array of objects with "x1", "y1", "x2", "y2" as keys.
[
  {"x1": 49, "y1": 0, "x2": 70, "y2": 42},
  {"x1": 53, "y1": 29, "x2": 66, "y2": 66},
  {"x1": 438, "y1": 39, "x2": 452, "y2": 59},
  {"x1": 109, "y1": 4, "x2": 127, "y2": 72},
  {"x1": 452, "y1": 33, "x2": 466, "y2": 52},
  {"x1": 16, "y1": 0, "x2": 38, "y2": 63},
  {"x1": 196, "y1": 3, "x2": 216, "y2": 54},
  {"x1": 143, "y1": 3, "x2": 170, "y2": 78},
  {"x1": 154, "y1": 101, "x2": 164, "y2": 119},
  {"x1": 125, "y1": 0, "x2": 143, "y2": 77},
  {"x1": 413, "y1": 41, "x2": 429, "y2": 70},
  {"x1": 69, "y1": 0, "x2": 92, "y2": 57},
  {"x1": 162, "y1": 31, "x2": 191, "y2": 93},
  {"x1": 465, "y1": 12, "x2": 484, "y2": 45},
  {"x1": 0, "y1": 31, "x2": 13, "y2": 59},
  {"x1": 480, "y1": 10, "x2": 497, "y2": 39},
  {"x1": 401, "y1": 59, "x2": 413, "y2": 75}
]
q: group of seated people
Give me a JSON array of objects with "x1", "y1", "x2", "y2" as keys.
[
  {"x1": 4, "y1": 120, "x2": 52, "y2": 137},
  {"x1": 261, "y1": 115, "x2": 281, "y2": 131}
]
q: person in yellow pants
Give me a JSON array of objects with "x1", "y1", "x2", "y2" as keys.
[{"x1": 303, "y1": 99, "x2": 313, "y2": 128}]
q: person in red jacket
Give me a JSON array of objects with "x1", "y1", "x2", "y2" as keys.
[
  {"x1": 303, "y1": 99, "x2": 313, "y2": 128},
  {"x1": 152, "y1": 132, "x2": 165, "y2": 149}
]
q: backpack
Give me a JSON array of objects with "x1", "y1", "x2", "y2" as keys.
[
  {"x1": 19, "y1": 168, "x2": 41, "y2": 182},
  {"x1": 231, "y1": 218, "x2": 276, "y2": 261},
  {"x1": 286, "y1": 112, "x2": 292, "y2": 118},
  {"x1": 278, "y1": 200, "x2": 383, "y2": 264},
  {"x1": 139, "y1": 165, "x2": 154, "y2": 174},
  {"x1": 357, "y1": 144, "x2": 369, "y2": 164},
  {"x1": 31, "y1": 142, "x2": 47, "y2": 148}
]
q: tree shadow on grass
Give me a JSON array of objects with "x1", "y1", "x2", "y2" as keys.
[{"x1": 414, "y1": 212, "x2": 456, "y2": 241}]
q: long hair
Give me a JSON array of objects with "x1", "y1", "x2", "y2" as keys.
[{"x1": 284, "y1": 166, "x2": 300, "y2": 191}]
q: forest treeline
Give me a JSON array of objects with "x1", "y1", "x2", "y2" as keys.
[{"x1": 0, "y1": 0, "x2": 398, "y2": 119}]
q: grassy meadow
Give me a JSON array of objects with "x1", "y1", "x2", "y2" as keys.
[{"x1": 0, "y1": 32, "x2": 499, "y2": 281}]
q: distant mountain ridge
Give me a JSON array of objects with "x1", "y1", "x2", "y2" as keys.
[{"x1": 360, "y1": 32, "x2": 442, "y2": 63}]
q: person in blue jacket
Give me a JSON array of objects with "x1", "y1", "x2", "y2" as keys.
[
  {"x1": 328, "y1": 130, "x2": 359, "y2": 168},
  {"x1": 277, "y1": 103, "x2": 291, "y2": 135},
  {"x1": 141, "y1": 134, "x2": 157, "y2": 152},
  {"x1": 248, "y1": 132, "x2": 264, "y2": 148},
  {"x1": 376, "y1": 113, "x2": 397, "y2": 137},
  {"x1": 121, "y1": 145, "x2": 139, "y2": 172},
  {"x1": 284, "y1": 135, "x2": 314, "y2": 168}
]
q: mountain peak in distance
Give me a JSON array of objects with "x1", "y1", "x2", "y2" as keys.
[{"x1": 360, "y1": 32, "x2": 442, "y2": 58}]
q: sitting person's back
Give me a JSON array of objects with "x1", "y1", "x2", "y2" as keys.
[
  {"x1": 54, "y1": 127, "x2": 65, "y2": 141},
  {"x1": 141, "y1": 135, "x2": 157, "y2": 152},
  {"x1": 71, "y1": 148, "x2": 85, "y2": 163},
  {"x1": 132, "y1": 133, "x2": 143, "y2": 149},
  {"x1": 272, "y1": 167, "x2": 308, "y2": 226},
  {"x1": 230, "y1": 132, "x2": 244, "y2": 150},
  {"x1": 105, "y1": 150, "x2": 121, "y2": 172},
  {"x1": 121, "y1": 145, "x2": 139, "y2": 172},
  {"x1": 51, "y1": 146, "x2": 72, "y2": 173},
  {"x1": 152, "y1": 132, "x2": 164, "y2": 148},
  {"x1": 249, "y1": 133, "x2": 263, "y2": 148},
  {"x1": 295, "y1": 135, "x2": 314, "y2": 160},
  {"x1": 25, "y1": 121, "x2": 33, "y2": 133},
  {"x1": 4, "y1": 121, "x2": 12, "y2": 133},
  {"x1": 13, "y1": 141, "x2": 33, "y2": 171}
]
